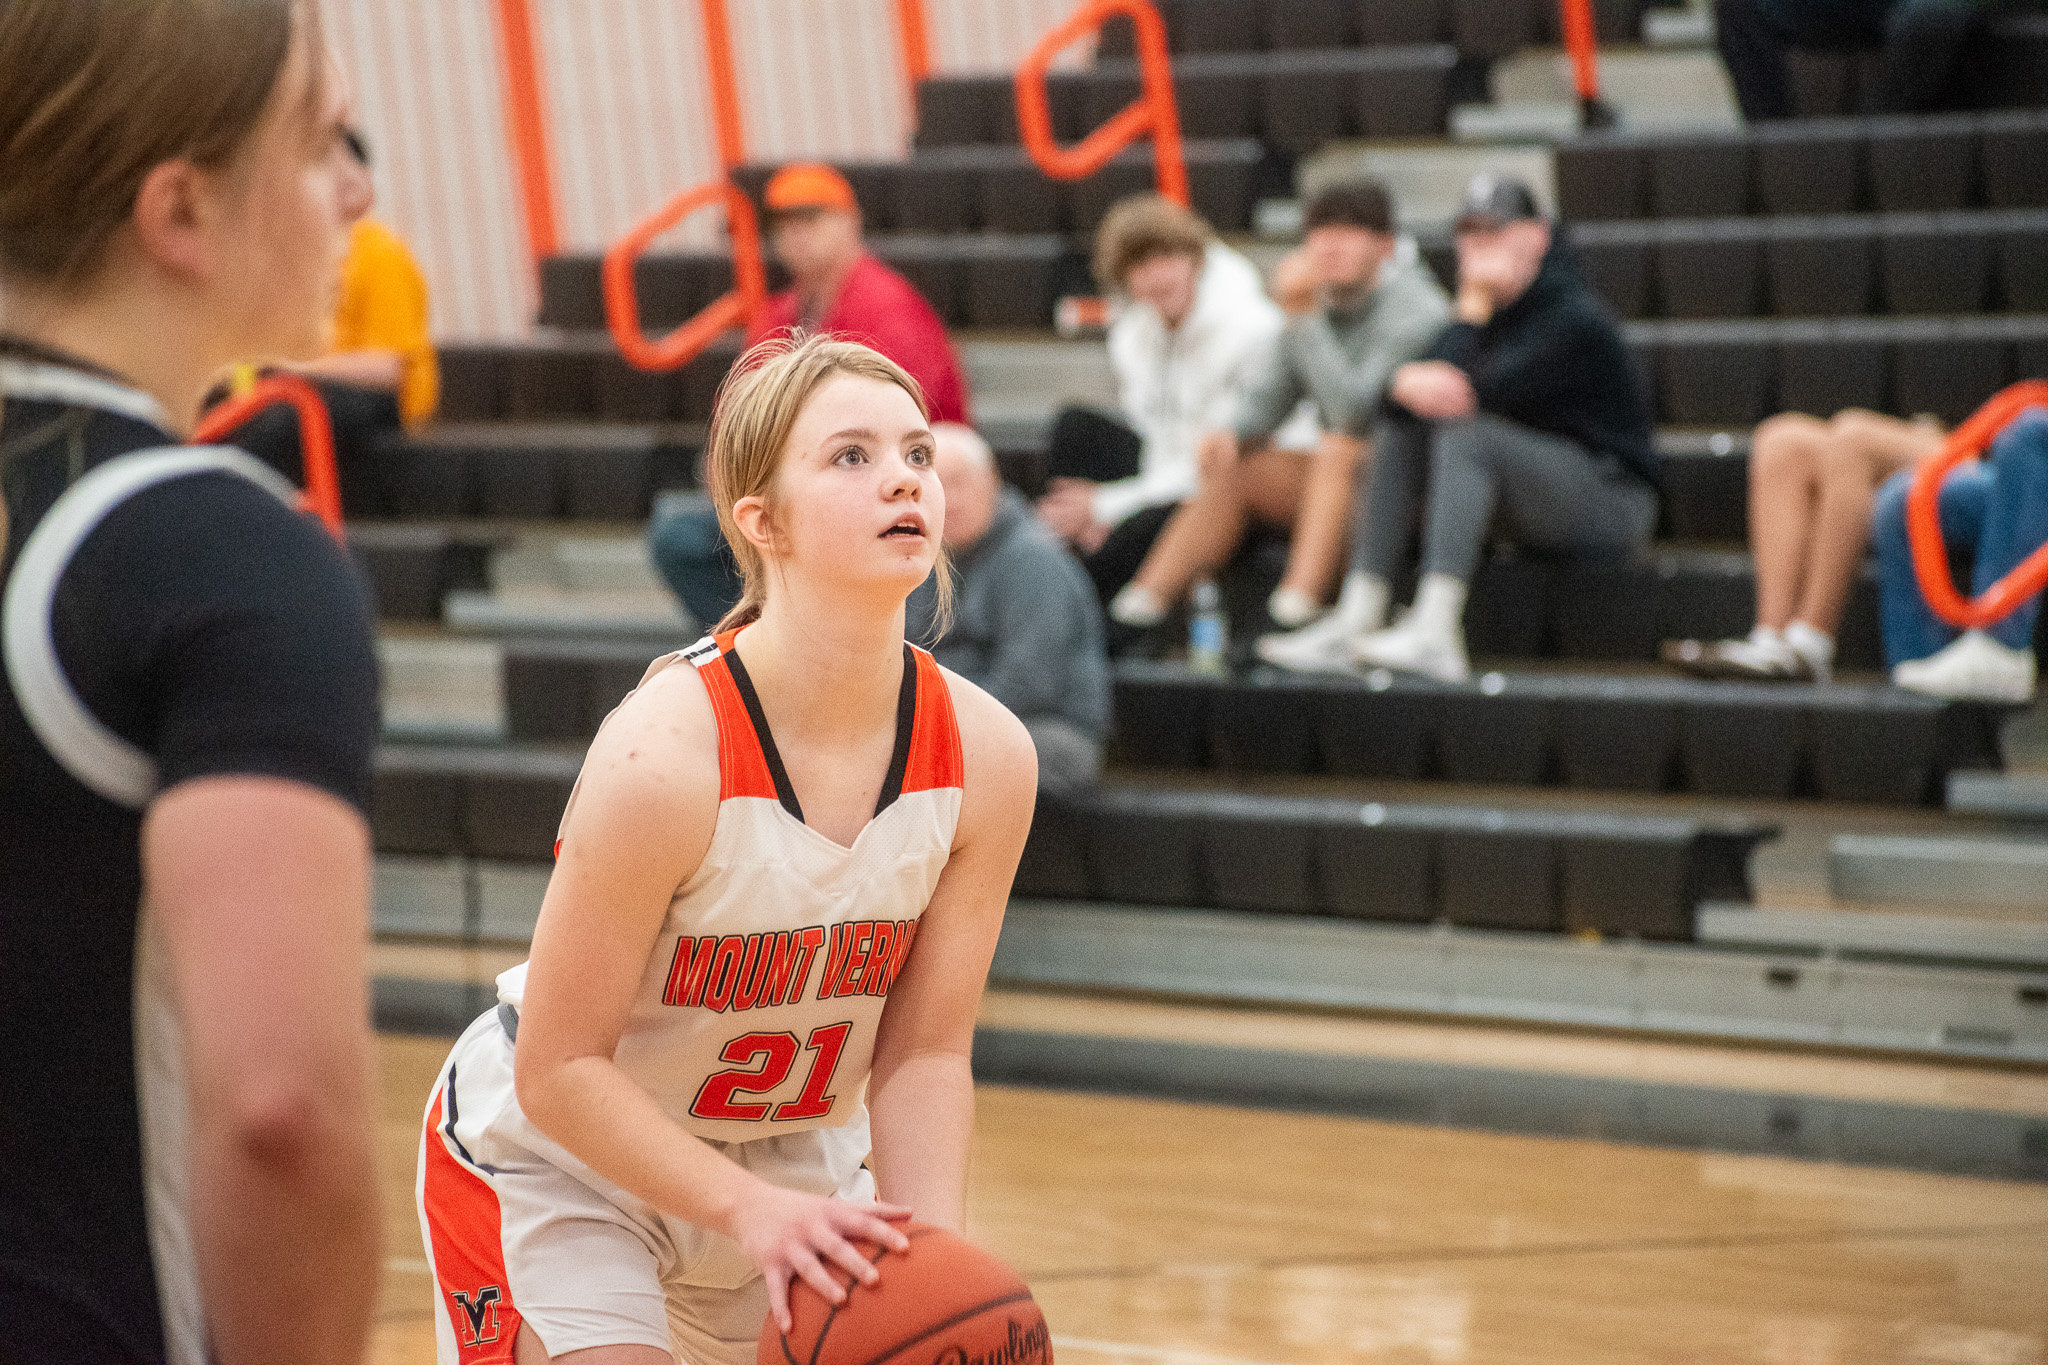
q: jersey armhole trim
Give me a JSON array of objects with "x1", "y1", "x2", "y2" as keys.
[{"x1": 2, "y1": 445, "x2": 299, "y2": 808}]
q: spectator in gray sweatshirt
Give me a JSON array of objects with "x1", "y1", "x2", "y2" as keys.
[
  {"x1": 1107, "y1": 179, "x2": 1450, "y2": 634},
  {"x1": 908, "y1": 424, "x2": 1110, "y2": 792}
]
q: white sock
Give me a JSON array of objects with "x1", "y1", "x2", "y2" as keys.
[
  {"x1": 1333, "y1": 571, "x2": 1391, "y2": 634},
  {"x1": 1747, "y1": 623, "x2": 1784, "y2": 647},
  {"x1": 1783, "y1": 620, "x2": 1835, "y2": 675},
  {"x1": 1110, "y1": 584, "x2": 1168, "y2": 628},
  {"x1": 1268, "y1": 586, "x2": 1322, "y2": 629},
  {"x1": 1408, "y1": 573, "x2": 1468, "y2": 638}
]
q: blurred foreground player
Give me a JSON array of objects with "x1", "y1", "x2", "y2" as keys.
[
  {"x1": 418, "y1": 336, "x2": 1036, "y2": 1363},
  {"x1": 0, "y1": 3, "x2": 382, "y2": 1363}
]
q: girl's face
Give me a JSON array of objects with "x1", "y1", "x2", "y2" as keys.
[
  {"x1": 745, "y1": 371, "x2": 944, "y2": 605},
  {"x1": 207, "y1": 36, "x2": 372, "y2": 362}
]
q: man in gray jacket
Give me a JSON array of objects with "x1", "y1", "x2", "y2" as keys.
[
  {"x1": 909, "y1": 425, "x2": 1111, "y2": 792},
  {"x1": 1107, "y1": 179, "x2": 1449, "y2": 634}
]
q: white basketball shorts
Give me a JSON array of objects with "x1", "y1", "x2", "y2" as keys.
[{"x1": 416, "y1": 1008, "x2": 875, "y2": 1365}]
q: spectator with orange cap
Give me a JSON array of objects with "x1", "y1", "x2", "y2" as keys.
[
  {"x1": 652, "y1": 161, "x2": 971, "y2": 623},
  {"x1": 747, "y1": 161, "x2": 968, "y2": 422}
]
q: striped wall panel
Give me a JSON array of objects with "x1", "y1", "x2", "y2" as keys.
[{"x1": 328, "y1": 0, "x2": 1086, "y2": 340}]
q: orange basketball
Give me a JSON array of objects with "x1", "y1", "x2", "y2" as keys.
[{"x1": 758, "y1": 1222, "x2": 1052, "y2": 1365}]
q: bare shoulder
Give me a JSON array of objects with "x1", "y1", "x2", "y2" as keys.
[
  {"x1": 561, "y1": 654, "x2": 721, "y2": 856},
  {"x1": 937, "y1": 665, "x2": 1038, "y2": 838}
]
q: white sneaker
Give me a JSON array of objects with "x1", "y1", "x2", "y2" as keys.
[
  {"x1": 1350, "y1": 613, "x2": 1470, "y2": 684},
  {"x1": 1256, "y1": 610, "x2": 1361, "y2": 674},
  {"x1": 1892, "y1": 630, "x2": 2037, "y2": 703},
  {"x1": 1267, "y1": 585, "x2": 1324, "y2": 630},
  {"x1": 1109, "y1": 584, "x2": 1168, "y2": 628}
]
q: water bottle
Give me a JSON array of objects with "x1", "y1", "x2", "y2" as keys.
[{"x1": 1188, "y1": 579, "x2": 1227, "y2": 676}]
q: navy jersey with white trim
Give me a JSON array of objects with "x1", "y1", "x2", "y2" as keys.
[{"x1": 0, "y1": 369, "x2": 380, "y2": 1362}]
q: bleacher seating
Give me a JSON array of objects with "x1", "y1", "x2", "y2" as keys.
[
  {"x1": 371, "y1": 743, "x2": 1775, "y2": 941},
  {"x1": 348, "y1": 5, "x2": 2048, "y2": 1005}
]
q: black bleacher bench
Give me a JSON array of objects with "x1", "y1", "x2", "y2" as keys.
[
  {"x1": 742, "y1": 141, "x2": 1268, "y2": 238},
  {"x1": 1013, "y1": 785, "x2": 1776, "y2": 942},
  {"x1": 1571, "y1": 209, "x2": 2048, "y2": 321},
  {"x1": 440, "y1": 334, "x2": 743, "y2": 425},
  {"x1": 912, "y1": 48, "x2": 1456, "y2": 152},
  {"x1": 1555, "y1": 111, "x2": 2048, "y2": 223},
  {"x1": 1091, "y1": 0, "x2": 1653, "y2": 62},
  {"x1": 374, "y1": 743, "x2": 584, "y2": 864},
  {"x1": 370, "y1": 743, "x2": 1772, "y2": 942},
  {"x1": 346, "y1": 523, "x2": 495, "y2": 623},
  {"x1": 365, "y1": 422, "x2": 702, "y2": 521},
  {"x1": 1625, "y1": 313, "x2": 2048, "y2": 427},
  {"x1": 1107, "y1": 660, "x2": 2006, "y2": 805}
]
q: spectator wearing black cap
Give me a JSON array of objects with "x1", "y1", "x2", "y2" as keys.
[
  {"x1": 1106, "y1": 178, "x2": 1449, "y2": 634},
  {"x1": 1263, "y1": 175, "x2": 1658, "y2": 681}
]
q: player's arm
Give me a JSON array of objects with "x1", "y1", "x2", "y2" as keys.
[
  {"x1": 867, "y1": 674, "x2": 1037, "y2": 1232},
  {"x1": 511, "y1": 667, "x2": 909, "y2": 1329},
  {"x1": 142, "y1": 779, "x2": 381, "y2": 1365},
  {"x1": 119, "y1": 478, "x2": 388, "y2": 1365}
]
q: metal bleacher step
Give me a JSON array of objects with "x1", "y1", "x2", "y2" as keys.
[
  {"x1": 1829, "y1": 832, "x2": 2048, "y2": 911},
  {"x1": 1696, "y1": 902, "x2": 2048, "y2": 970},
  {"x1": 1948, "y1": 770, "x2": 2048, "y2": 820},
  {"x1": 989, "y1": 900, "x2": 2048, "y2": 1062}
]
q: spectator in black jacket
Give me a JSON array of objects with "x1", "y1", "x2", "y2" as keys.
[{"x1": 1266, "y1": 176, "x2": 1658, "y2": 681}]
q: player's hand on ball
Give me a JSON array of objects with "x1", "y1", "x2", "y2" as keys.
[{"x1": 730, "y1": 1184, "x2": 913, "y2": 1332}]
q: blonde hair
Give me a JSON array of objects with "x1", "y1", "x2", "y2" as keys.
[{"x1": 707, "y1": 333, "x2": 951, "y2": 636}]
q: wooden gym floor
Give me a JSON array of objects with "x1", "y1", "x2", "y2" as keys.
[{"x1": 370, "y1": 991, "x2": 2048, "y2": 1365}]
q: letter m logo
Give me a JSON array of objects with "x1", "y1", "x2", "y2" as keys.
[{"x1": 450, "y1": 1284, "x2": 503, "y2": 1347}]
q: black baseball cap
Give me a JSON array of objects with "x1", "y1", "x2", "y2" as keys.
[{"x1": 1454, "y1": 174, "x2": 1542, "y2": 233}]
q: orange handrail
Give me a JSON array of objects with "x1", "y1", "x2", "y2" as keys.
[
  {"x1": 1015, "y1": 0, "x2": 1186, "y2": 206},
  {"x1": 491, "y1": 0, "x2": 559, "y2": 270},
  {"x1": 896, "y1": 0, "x2": 933, "y2": 86},
  {"x1": 1558, "y1": 0, "x2": 1601, "y2": 105},
  {"x1": 699, "y1": 0, "x2": 748, "y2": 171},
  {"x1": 605, "y1": 181, "x2": 768, "y2": 373},
  {"x1": 1907, "y1": 381, "x2": 2048, "y2": 629},
  {"x1": 603, "y1": 0, "x2": 765, "y2": 373},
  {"x1": 896, "y1": 0, "x2": 933, "y2": 132},
  {"x1": 194, "y1": 374, "x2": 344, "y2": 540}
]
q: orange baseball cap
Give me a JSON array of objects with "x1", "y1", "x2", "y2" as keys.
[{"x1": 764, "y1": 162, "x2": 858, "y2": 215}]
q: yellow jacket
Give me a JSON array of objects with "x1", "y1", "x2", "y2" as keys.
[{"x1": 330, "y1": 219, "x2": 438, "y2": 426}]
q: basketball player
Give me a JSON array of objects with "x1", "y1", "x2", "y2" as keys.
[
  {"x1": 417, "y1": 336, "x2": 1038, "y2": 1364},
  {"x1": 0, "y1": 4, "x2": 383, "y2": 1362}
]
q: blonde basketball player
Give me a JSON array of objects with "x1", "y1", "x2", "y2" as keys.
[{"x1": 417, "y1": 335, "x2": 1038, "y2": 1365}]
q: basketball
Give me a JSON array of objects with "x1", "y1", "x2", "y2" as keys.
[{"x1": 758, "y1": 1222, "x2": 1051, "y2": 1365}]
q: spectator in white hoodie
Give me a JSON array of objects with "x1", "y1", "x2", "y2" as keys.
[
  {"x1": 1037, "y1": 195, "x2": 1298, "y2": 606},
  {"x1": 1096, "y1": 181, "x2": 1450, "y2": 633}
]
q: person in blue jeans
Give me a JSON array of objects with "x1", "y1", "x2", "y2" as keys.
[{"x1": 1872, "y1": 406, "x2": 2047, "y2": 702}]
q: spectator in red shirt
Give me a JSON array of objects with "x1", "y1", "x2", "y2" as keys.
[
  {"x1": 650, "y1": 162, "x2": 972, "y2": 623},
  {"x1": 747, "y1": 162, "x2": 970, "y2": 423}
]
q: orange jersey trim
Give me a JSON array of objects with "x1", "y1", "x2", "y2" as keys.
[
  {"x1": 903, "y1": 646, "x2": 965, "y2": 793},
  {"x1": 703, "y1": 630, "x2": 779, "y2": 802}
]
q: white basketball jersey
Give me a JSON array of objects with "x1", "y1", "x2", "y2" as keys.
[{"x1": 497, "y1": 628, "x2": 964, "y2": 1140}]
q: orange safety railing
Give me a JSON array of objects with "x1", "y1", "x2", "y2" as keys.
[
  {"x1": 603, "y1": 0, "x2": 767, "y2": 373},
  {"x1": 193, "y1": 374, "x2": 344, "y2": 540},
  {"x1": 1908, "y1": 381, "x2": 2048, "y2": 628},
  {"x1": 896, "y1": 0, "x2": 933, "y2": 87},
  {"x1": 1015, "y1": 0, "x2": 1187, "y2": 206},
  {"x1": 491, "y1": 0, "x2": 559, "y2": 272},
  {"x1": 605, "y1": 182, "x2": 768, "y2": 372}
]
